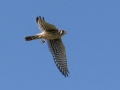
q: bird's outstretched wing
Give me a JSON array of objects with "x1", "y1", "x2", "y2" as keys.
[
  {"x1": 36, "y1": 16, "x2": 57, "y2": 31},
  {"x1": 47, "y1": 38, "x2": 69, "y2": 77}
]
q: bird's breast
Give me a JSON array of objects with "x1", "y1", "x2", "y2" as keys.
[{"x1": 42, "y1": 31, "x2": 61, "y2": 39}]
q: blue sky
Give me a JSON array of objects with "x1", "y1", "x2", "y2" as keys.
[{"x1": 0, "y1": 0, "x2": 120, "y2": 90}]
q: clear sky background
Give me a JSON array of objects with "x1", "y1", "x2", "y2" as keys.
[{"x1": 0, "y1": 0, "x2": 120, "y2": 90}]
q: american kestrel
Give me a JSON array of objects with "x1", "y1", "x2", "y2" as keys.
[{"x1": 25, "y1": 16, "x2": 69, "y2": 77}]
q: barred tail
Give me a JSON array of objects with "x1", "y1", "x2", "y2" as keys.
[{"x1": 25, "y1": 35, "x2": 40, "y2": 41}]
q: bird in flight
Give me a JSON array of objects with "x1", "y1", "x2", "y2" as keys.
[{"x1": 25, "y1": 16, "x2": 69, "y2": 77}]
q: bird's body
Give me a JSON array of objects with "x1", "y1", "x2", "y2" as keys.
[
  {"x1": 25, "y1": 16, "x2": 69, "y2": 77},
  {"x1": 25, "y1": 29, "x2": 65, "y2": 40}
]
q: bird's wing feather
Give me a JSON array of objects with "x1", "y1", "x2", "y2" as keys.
[
  {"x1": 36, "y1": 16, "x2": 57, "y2": 31},
  {"x1": 47, "y1": 38, "x2": 69, "y2": 77}
]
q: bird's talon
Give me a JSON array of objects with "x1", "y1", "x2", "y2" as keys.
[{"x1": 41, "y1": 39, "x2": 46, "y2": 43}]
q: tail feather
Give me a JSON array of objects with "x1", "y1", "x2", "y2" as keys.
[{"x1": 25, "y1": 35, "x2": 40, "y2": 41}]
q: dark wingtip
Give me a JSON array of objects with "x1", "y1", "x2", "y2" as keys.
[
  {"x1": 36, "y1": 16, "x2": 45, "y2": 22},
  {"x1": 36, "y1": 16, "x2": 39, "y2": 23},
  {"x1": 64, "y1": 74, "x2": 69, "y2": 77},
  {"x1": 42, "y1": 17, "x2": 45, "y2": 21},
  {"x1": 63, "y1": 70, "x2": 69, "y2": 77}
]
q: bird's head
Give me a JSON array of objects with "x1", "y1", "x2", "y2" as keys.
[{"x1": 58, "y1": 30, "x2": 67, "y2": 36}]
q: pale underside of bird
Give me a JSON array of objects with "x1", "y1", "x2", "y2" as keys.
[{"x1": 24, "y1": 16, "x2": 69, "y2": 77}]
